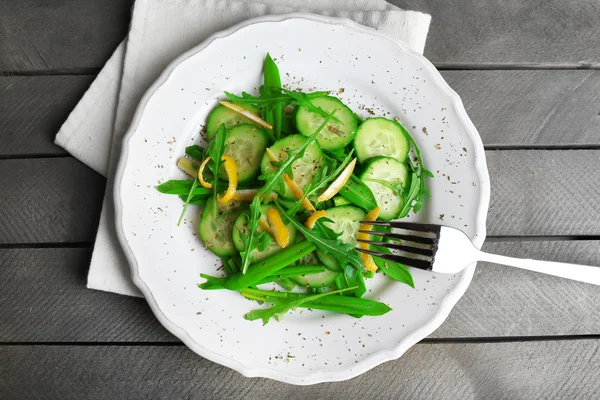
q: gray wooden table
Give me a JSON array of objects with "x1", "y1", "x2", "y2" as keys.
[{"x1": 1, "y1": 1, "x2": 600, "y2": 398}]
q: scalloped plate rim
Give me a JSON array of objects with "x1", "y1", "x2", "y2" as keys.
[{"x1": 113, "y1": 13, "x2": 491, "y2": 385}]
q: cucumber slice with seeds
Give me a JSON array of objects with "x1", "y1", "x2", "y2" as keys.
[
  {"x1": 221, "y1": 124, "x2": 268, "y2": 183},
  {"x1": 206, "y1": 103, "x2": 260, "y2": 140},
  {"x1": 198, "y1": 197, "x2": 244, "y2": 257},
  {"x1": 354, "y1": 117, "x2": 410, "y2": 163},
  {"x1": 232, "y1": 205, "x2": 297, "y2": 261},
  {"x1": 360, "y1": 157, "x2": 409, "y2": 220},
  {"x1": 295, "y1": 96, "x2": 358, "y2": 151},
  {"x1": 260, "y1": 134, "x2": 324, "y2": 199},
  {"x1": 315, "y1": 206, "x2": 366, "y2": 271},
  {"x1": 290, "y1": 269, "x2": 339, "y2": 288}
]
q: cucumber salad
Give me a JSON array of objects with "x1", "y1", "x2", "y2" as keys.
[{"x1": 156, "y1": 54, "x2": 432, "y2": 324}]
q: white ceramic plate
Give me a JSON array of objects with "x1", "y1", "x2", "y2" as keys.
[{"x1": 114, "y1": 14, "x2": 490, "y2": 385}]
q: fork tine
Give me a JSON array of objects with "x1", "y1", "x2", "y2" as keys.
[
  {"x1": 356, "y1": 238, "x2": 435, "y2": 257},
  {"x1": 356, "y1": 248, "x2": 433, "y2": 271},
  {"x1": 360, "y1": 220, "x2": 441, "y2": 234},
  {"x1": 358, "y1": 230, "x2": 436, "y2": 245}
]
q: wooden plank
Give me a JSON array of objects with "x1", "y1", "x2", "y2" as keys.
[
  {"x1": 0, "y1": 150, "x2": 598, "y2": 244},
  {"x1": 1, "y1": 240, "x2": 599, "y2": 342},
  {"x1": 485, "y1": 150, "x2": 600, "y2": 236},
  {"x1": 443, "y1": 70, "x2": 600, "y2": 147},
  {"x1": 1, "y1": 1, "x2": 600, "y2": 71},
  {"x1": 0, "y1": 76, "x2": 95, "y2": 156},
  {"x1": 2, "y1": 340, "x2": 600, "y2": 398},
  {"x1": 0, "y1": 0, "x2": 131, "y2": 71},
  {"x1": 436, "y1": 239, "x2": 600, "y2": 338},
  {"x1": 0, "y1": 248, "x2": 173, "y2": 342},
  {"x1": 1, "y1": 71, "x2": 599, "y2": 159},
  {"x1": 410, "y1": 0, "x2": 600, "y2": 66},
  {"x1": 0, "y1": 158, "x2": 105, "y2": 244}
]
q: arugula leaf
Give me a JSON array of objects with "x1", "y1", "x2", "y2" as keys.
[
  {"x1": 199, "y1": 240, "x2": 316, "y2": 290},
  {"x1": 185, "y1": 145, "x2": 205, "y2": 161},
  {"x1": 206, "y1": 124, "x2": 228, "y2": 216},
  {"x1": 281, "y1": 88, "x2": 341, "y2": 123},
  {"x1": 239, "y1": 197, "x2": 268, "y2": 274},
  {"x1": 243, "y1": 287, "x2": 357, "y2": 324},
  {"x1": 240, "y1": 288, "x2": 392, "y2": 320},
  {"x1": 224, "y1": 90, "x2": 328, "y2": 106},
  {"x1": 263, "y1": 53, "x2": 283, "y2": 140},
  {"x1": 397, "y1": 133, "x2": 433, "y2": 218},
  {"x1": 362, "y1": 177, "x2": 406, "y2": 198},
  {"x1": 337, "y1": 175, "x2": 378, "y2": 211},
  {"x1": 323, "y1": 148, "x2": 347, "y2": 163},
  {"x1": 374, "y1": 254, "x2": 414, "y2": 288},
  {"x1": 177, "y1": 178, "x2": 199, "y2": 226},
  {"x1": 342, "y1": 266, "x2": 367, "y2": 298},
  {"x1": 306, "y1": 150, "x2": 354, "y2": 198},
  {"x1": 177, "y1": 194, "x2": 207, "y2": 205},
  {"x1": 275, "y1": 202, "x2": 364, "y2": 272},
  {"x1": 157, "y1": 180, "x2": 212, "y2": 196},
  {"x1": 159, "y1": 180, "x2": 257, "y2": 197},
  {"x1": 257, "y1": 110, "x2": 336, "y2": 200},
  {"x1": 312, "y1": 218, "x2": 341, "y2": 240}
]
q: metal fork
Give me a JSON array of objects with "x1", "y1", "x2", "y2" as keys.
[{"x1": 356, "y1": 221, "x2": 600, "y2": 285}]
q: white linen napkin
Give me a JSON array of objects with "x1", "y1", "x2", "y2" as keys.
[{"x1": 55, "y1": 0, "x2": 431, "y2": 297}]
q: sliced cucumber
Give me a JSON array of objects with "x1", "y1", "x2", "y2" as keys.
[
  {"x1": 232, "y1": 205, "x2": 297, "y2": 261},
  {"x1": 315, "y1": 206, "x2": 366, "y2": 271},
  {"x1": 205, "y1": 103, "x2": 260, "y2": 140},
  {"x1": 360, "y1": 157, "x2": 409, "y2": 221},
  {"x1": 290, "y1": 269, "x2": 339, "y2": 288},
  {"x1": 295, "y1": 96, "x2": 358, "y2": 151},
  {"x1": 354, "y1": 117, "x2": 410, "y2": 163},
  {"x1": 260, "y1": 134, "x2": 325, "y2": 199},
  {"x1": 198, "y1": 197, "x2": 244, "y2": 257},
  {"x1": 221, "y1": 124, "x2": 268, "y2": 183}
]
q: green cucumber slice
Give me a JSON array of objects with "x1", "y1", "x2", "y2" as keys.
[
  {"x1": 205, "y1": 103, "x2": 260, "y2": 140},
  {"x1": 290, "y1": 269, "x2": 340, "y2": 288},
  {"x1": 198, "y1": 197, "x2": 244, "y2": 257},
  {"x1": 221, "y1": 124, "x2": 268, "y2": 183},
  {"x1": 259, "y1": 134, "x2": 325, "y2": 199},
  {"x1": 360, "y1": 156, "x2": 409, "y2": 220},
  {"x1": 354, "y1": 117, "x2": 410, "y2": 163},
  {"x1": 315, "y1": 206, "x2": 366, "y2": 271},
  {"x1": 295, "y1": 96, "x2": 358, "y2": 151},
  {"x1": 232, "y1": 205, "x2": 297, "y2": 261}
]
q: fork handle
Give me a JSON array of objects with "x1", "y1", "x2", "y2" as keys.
[{"x1": 478, "y1": 251, "x2": 600, "y2": 286}]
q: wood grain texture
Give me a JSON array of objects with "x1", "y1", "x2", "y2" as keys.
[
  {"x1": 1, "y1": 71, "x2": 599, "y2": 159},
  {"x1": 443, "y1": 70, "x2": 600, "y2": 147},
  {"x1": 2, "y1": 340, "x2": 600, "y2": 399},
  {"x1": 2, "y1": 0, "x2": 600, "y2": 71},
  {"x1": 0, "y1": 150, "x2": 598, "y2": 244},
  {"x1": 485, "y1": 150, "x2": 600, "y2": 236},
  {"x1": 396, "y1": 0, "x2": 600, "y2": 65},
  {"x1": 0, "y1": 0, "x2": 131, "y2": 71},
  {"x1": 0, "y1": 76, "x2": 95, "y2": 156},
  {"x1": 436, "y1": 240, "x2": 600, "y2": 338},
  {"x1": 0, "y1": 158, "x2": 105, "y2": 244},
  {"x1": 0, "y1": 248, "x2": 174, "y2": 342},
  {"x1": 1, "y1": 241, "x2": 599, "y2": 342}
]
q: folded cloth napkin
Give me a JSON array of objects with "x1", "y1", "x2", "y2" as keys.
[{"x1": 55, "y1": 0, "x2": 431, "y2": 297}]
